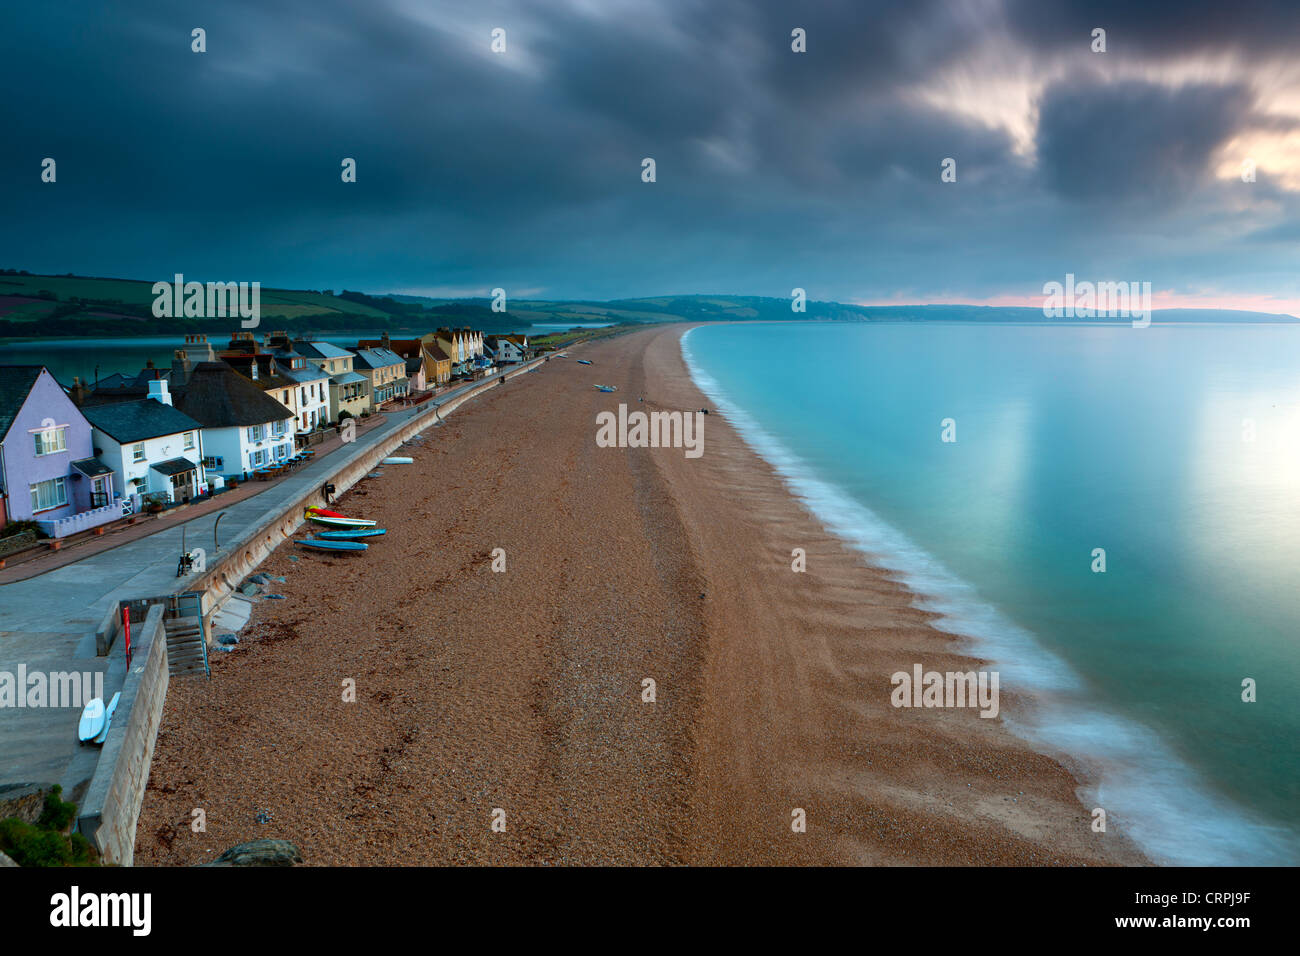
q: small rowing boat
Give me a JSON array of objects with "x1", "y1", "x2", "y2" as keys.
[
  {"x1": 315, "y1": 528, "x2": 387, "y2": 540},
  {"x1": 307, "y1": 506, "x2": 350, "y2": 518},
  {"x1": 593, "y1": 384, "x2": 617, "y2": 392},
  {"x1": 577, "y1": 359, "x2": 593, "y2": 365},
  {"x1": 305, "y1": 507, "x2": 377, "y2": 528},
  {"x1": 307, "y1": 514, "x2": 378, "y2": 529},
  {"x1": 296, "y1": 538, "x2": 369, "y2": 552},
  {"x1": 382, "y1": 456, "x2": 413, "y2": 464}
]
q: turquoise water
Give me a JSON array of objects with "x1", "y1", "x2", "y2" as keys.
[{"x1": 684, "y1": 321, "x2": 1300, "y2": 865}]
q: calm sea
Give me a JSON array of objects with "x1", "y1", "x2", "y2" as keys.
[{"x1": 684, "y1": 321, "x2": 1300, "y2": 865}]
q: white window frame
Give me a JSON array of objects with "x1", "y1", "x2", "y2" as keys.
[
  {"x1": 183, "y1": 431, "x2": 195, "y2": 450},
  {"x1": 33, "y1": 426, "x2": 68, "y2": 456},
  {"x1": 30, "y1": 476, "x2": 68, "y2": 512},
  {"x1": 131, "y1": 442, "x2": 146, "y2": 462}
]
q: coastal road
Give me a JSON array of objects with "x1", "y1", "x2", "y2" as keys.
[{"x1": 0, "y1": 368, "x2": 526, "y2": 794}]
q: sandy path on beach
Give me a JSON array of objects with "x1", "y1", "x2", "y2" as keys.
[{"x1": 134, "y1": 325, "x2": 1144, "y2": 865}]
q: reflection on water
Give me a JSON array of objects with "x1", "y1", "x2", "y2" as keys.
[{"x1": 686, "y1": 321, "x2": 1300, "y2": 864}]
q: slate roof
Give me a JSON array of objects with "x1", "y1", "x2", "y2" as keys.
[
  {"x1": 275, "y1": 361, "x2": 330, "y2": 385},
  {"x1": 172, "y1": 362, "x2": 294, "y2": 429},
  {"x1": 71, "y1": 457, "x2": 115, "y2": 478},
  {"x1": 150, "y1": 457, "x2": 198, "y2": 476},
  {"x1": 80, "y1": 367, "x2": 177, "y2": 407},
  {"x1": 350, "y1": 347, "x2": 405, "y2": 370},
  {"x1": 294, "y1": 340, "x2": 352, "y2": 360},
  {"x1": 331, "y1": 371, "x2": 368, "y2": 385},
  {"x1": 80, "y1": 399, "x2": 203, "y2": 444},
  {"x1": 0, "y1": 365, "x2": 44, "y2": 443}
]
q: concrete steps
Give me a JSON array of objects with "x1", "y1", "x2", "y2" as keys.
[{"x1": 164, "y1": 617, "x2": 209, "y2": 678}]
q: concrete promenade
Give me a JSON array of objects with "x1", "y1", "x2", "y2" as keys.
[{"x1": 0, "y1": 361, "x2": 542, "y2": 795}]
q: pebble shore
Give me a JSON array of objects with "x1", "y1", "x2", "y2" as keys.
[{"x1": 134, "y1": 325, "x2": 1146, "y2": 866}]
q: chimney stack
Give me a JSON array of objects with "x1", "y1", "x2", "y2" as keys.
[{"x1": 147, "y1": 378, "x2": 172, "y2": 407}]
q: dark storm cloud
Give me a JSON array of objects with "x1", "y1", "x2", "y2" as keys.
[
  {"x1": 1036, "y1": 78, "x2": 1253, "y2": 204},
  {"x1": 0, "y1": 0, "x2": 1296, "y2": 306},
  {"x1": 1005, "y1": 0, "x2": 1300, "y2": 57}
]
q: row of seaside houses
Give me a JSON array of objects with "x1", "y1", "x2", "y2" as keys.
[{"x1": 0, "y1": 329, "x2": 531, "y2": 535}]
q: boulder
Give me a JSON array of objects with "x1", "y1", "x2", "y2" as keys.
[
  {"x1": 0, "y1": 850, "x2": 18, "y2": 867},
  {"x1": 198, "y1": 839, "x2": 303, "y2": 867}
]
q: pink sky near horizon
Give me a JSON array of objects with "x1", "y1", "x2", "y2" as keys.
[{"x1": 854, "y1": 292, "x2": 1300, "y2": 318}]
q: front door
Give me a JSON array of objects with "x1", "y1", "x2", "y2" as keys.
[
  {"x1": 170, "y1": 470, "x2": 193, "y2": 501},
  {"x1": 90, "y1": 476, "x2": 110, "y2": 508}
]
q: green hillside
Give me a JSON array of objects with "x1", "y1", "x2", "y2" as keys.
[{"x1": 0, "y1": 270, "x2": 522, "y2": 338}]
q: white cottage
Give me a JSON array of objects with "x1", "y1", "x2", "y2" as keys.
[
  {"x1": 80, "y1": 383, "x2": 207, "y2": 506},
  {"x1": 170, "y1": 362, "x2": 295, "y2": 480}
]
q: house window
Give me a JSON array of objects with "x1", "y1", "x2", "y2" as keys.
[
  {"x1": 132, "y1": 442, "x2": 146, "y2": 462},
  {"x1": 183, "y1": 431, "x2": 195, "y2": 450},
  {"x1": 91, "y1": 476, "x2": 111, "y2": 508},
  {"x1": 251, "y1": 449, "x2": 266, "y2": 467},
  {"x1": 29, "y1": 476, "x2": 68, "y2": 512},
  {"x1": 203, "y1": 455, "x2": 224, "y2": 470},
  {"x1": 247, "y1": 424, "x2": 264, "y2": 442},
  {"x1": 272, "y1": 420, "x2": 286, "y2": 436},
  {"x1": 33, "y1": 426, "x2": 67, "y2": 456}
]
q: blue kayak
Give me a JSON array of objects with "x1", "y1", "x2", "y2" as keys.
[
  {"x1": 296, "y1": 538, "x2": 368, "y2": 552},
  {"x1": 315, "y1": 528, "x2": 387, "y2": 540}
]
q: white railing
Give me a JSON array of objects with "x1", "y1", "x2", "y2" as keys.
[{"x1": 36, "y1": 497, "x2": 127, "y2": 538}]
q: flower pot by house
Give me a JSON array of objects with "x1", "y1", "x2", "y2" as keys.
[
  {"x1": 49, "y1": 540, "x2": 62, "y2": 551},
  {"x1": 93, "y1": 527, "x2": 105, "y2": 536}
]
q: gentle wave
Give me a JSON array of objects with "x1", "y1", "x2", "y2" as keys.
[{"x1": 681, "y1": 326, "x2": 1299, "y2": 866}]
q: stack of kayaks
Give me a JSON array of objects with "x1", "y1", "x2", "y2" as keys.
[{"x1": 300, "y1": 507, "x2": 383, "y2": 552}]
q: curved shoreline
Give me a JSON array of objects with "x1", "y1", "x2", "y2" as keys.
[
  {"x1": 135, "y1": 324, "x2": 1149, "y2": 865},
  {"x1": 677, "y1": 322, "x2": 1299, "y2": 866}
]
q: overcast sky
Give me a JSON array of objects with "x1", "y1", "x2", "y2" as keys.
[{"x1": 3, "y1": 0, "x2": 1299, "y2": 313}]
